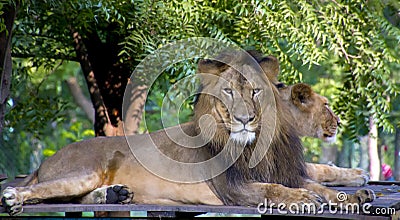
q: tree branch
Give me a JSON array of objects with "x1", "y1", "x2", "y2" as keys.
[{"x1": 65, "y1": 76, "x2": 95, "y2": 124}]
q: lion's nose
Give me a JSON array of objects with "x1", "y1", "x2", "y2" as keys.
[{"x1": 234, "y1": 115, "x2": 255, "y2": 125}]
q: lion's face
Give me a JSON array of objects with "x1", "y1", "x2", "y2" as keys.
[
  {"x1": 195, "y1": 55, "x2": 275, "y2": 146},
  {"x1": 214, "y1": 66, "x2": 265, "y2": 144},
  {"x1": 278, "y1": 83, "x2": 340, "y2": 142}
]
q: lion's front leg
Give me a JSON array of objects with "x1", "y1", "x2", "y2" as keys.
[
  {"x1": 1, "y1": 173, "x2": 102, "y2": 216},
  {"x1": 306, "y1": 163, "x2": 369, "y2": 186},
  {"x1": 303, "y1": 180, "x2": 375, "y2": 208}
]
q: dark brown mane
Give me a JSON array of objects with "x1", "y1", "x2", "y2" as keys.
[
  {"x1": 195, "y1": 89, "x2": 307, "y2": 188},
  {"x1": 226, "y1": 96, "x2": 308, "y2": 188},
  {"x1": 193, "y1": 51, "x2": 308, "y2": 189}
]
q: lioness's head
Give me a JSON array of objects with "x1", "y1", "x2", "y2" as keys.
[
  {"x1": 194, "y1": 51, "x2": 278, "y2": 146},
  {"x1": 248, "y1": 50, "x2": 341, "y2": 143},
  {"x1": 278, "y1": 83, "x2": 340, "y2": 142}
]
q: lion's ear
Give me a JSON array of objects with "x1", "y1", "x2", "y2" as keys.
[
  {"x1": 259, "y1": 56, "x2": 280, "y2": 85},
  {"x1": 291, "y1": 83, "x2": 314, "y2": 111},
  {"x1": 197, "y1": 59, "x2": 227, "y2": 75}
]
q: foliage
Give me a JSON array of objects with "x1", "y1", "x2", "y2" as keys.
[
  {"x1": 1, "y1": 0, "x2": 400, "y2": 173},
  {"x1": 118, "y1": 0, "x2": 400, "y2": 140},
  {"x1": 142, "y1": 60, "x2": 199, "y2": 132},
  {"x1": 10, "y1": 0, "x2": 400, "y2": 137},
  {"x1": 0, "y1": 2, "x2": 5, "y2": 33},
  {"x1": 1, "y1": 60, "x2": 94, "y2": 177},
  {"x1": 302, "y1": 137, "x2": 323, "y2": 163}
]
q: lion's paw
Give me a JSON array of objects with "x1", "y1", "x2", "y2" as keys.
[
  {"x1": 343, "y1": 188, "x2": 375, "y2": 205},
  {"x1": 353, "y1": 189, "x2": 375, "y2": 204},
  {"x1": 1, "y1": 187, "x2": 24, "y2": 216},
  {"x1": 105, "y1": 185, "x2": 133, "y2": 204},
  {"x1": 281, "y1": 189, "x2": 324, "y2": 211},
  {"x1": 321, "y1": 168, "x2": 370, "y2": 187},
  {"x1": 91, "y1": 185, "x2": 133, "y2": 204}
]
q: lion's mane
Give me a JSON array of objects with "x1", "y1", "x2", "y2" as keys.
[{"x1": 193, "y1": 51, "x2": 308, "y2": 188}]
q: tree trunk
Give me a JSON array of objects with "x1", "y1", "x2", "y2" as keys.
[
  {"x1": 0, "y1": 2, "x2": 19, "y2": 135},
  {"x1": 65, "y1": 76, "x2": 95, "y2": 124},
  {"x1": 337, "y1": 136, "x2": 353, "y2": 168},
  {"x1": 83, "y1": 31, "x2": 130, "y2": 136},
  {"x1": 123, "y1": 83, "x2": 147, "y2": 135},
  {"x1": 71, "y1": 27, "x2": 140, "y2": 137},
  {"x1": 368, "y1": 115, "x2": 380, "y2": 181},
  {"x1": 358, "y1": 135, "x2": 369, "y2": 172},
  {"x1": 72, "y1": 31, "x2": 112, "y2": 136},
  {"x1": 394, "y1": 126, "x2": 400, "y2": 180}
]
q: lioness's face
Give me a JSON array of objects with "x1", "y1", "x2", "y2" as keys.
[
  {"x1": 278, "y1": 83, "x2": 340, "y2": 142},
  {"x1": 212, "y1": 64, "x2": 270, "y2": 145}
]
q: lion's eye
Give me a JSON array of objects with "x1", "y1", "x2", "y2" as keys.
[
  {"x1": 253, "y1": 88, "x2": 262, "y2": 96},
  {"x1": 223, "y1": 88, "x2": 233, "y2": 95}
]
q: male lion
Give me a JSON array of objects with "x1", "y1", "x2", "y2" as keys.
[{"x1": 1, "y1": 51, "x2": 374, "y2": 216}]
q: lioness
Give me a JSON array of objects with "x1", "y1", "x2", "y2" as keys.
[
  {"x1": 279, "y1": 82, "x2": 369, "y2": 186},
  {"x1": 1, "y1": 51, "x2": 374, "y2": 215},
  {"x1": 258, "y1": 54, "x2": 369, "y2": 187}
]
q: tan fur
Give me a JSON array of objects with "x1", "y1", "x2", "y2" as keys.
[
  {"x1": 263, "y1": 68, "x2": 369, "y2": 187},
  {"x1": 247, "y1": 50, "x2": 369, "y2": 187},
  {"x1": 1, "y1": 51, "x2": 373, "y2": 216},
  {"x1": 306, "y1": 163, "x2": 369, "y2": 186},
  {"x1": 278, "y1": 83, "x2": 340, "y2": 142},
  {"x1": 2, "y1": 131, "x2": 224, "y2": 215}
]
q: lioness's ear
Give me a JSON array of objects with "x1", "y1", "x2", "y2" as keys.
[
  {"x1": 291, "y1": 83, "x2": 314, "y2": 111},
  {"x1": 259, "y1": 56, "x2": 280, "y2": 85},
  {"x1": 197, "y1": 59, "x2": 227, "y2": 75}
]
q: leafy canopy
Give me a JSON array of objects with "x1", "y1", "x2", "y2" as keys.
[{"x1": 8, "y1": 0, "x2": 400, "y2": 139}]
